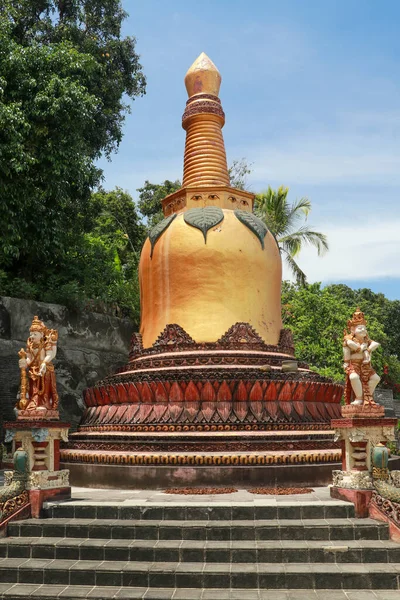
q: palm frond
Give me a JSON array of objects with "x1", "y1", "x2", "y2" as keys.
[
  {"x1": 255, "y1": 186, "x2": 328, "y2": 281},
  {"x1": 279, "y1": 227, "x2": 329, "y2": 257},
  {"x1": 280, "y1": 236, "x2": 302, "y2": 258},
  {"x1": 286, "y1": 197, "x2": 311, "y2": 229},
  {"x1": 284, "y1": 251, "x2": 307, "y2": 286},
  {"x1": 254, "y1": 186, "x2": 290, "y2": 237}
]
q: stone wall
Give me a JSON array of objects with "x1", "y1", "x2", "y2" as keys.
[{"x1": 0, "y1": 297, "x2": 133, "y2": 433}]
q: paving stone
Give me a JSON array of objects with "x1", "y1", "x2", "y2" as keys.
[
  {"x1": 87, "y1": 587, "x2": 120, "y2": 598},
  {"x1": 346, "y1": 593, "x2": 378, "y2": 599},
  {"x1": 229, "y1": 591, "x2": 260, "y2": 599},
  {"x1": 314, "y1": 593, "x2": 347, "y2": 599},
  {"x1": 59, "y1": 586, "x2": 94, "y2": 597},
  {"x1": 144, "y1": 589, "x2": 174, "y2": 599},
  {"x1": 173, "y1": 589, "x2": 202, "y2": 599},
  {"x1": 115, "y1": 588, "x2": 147, "y2": 598},
  {"x1": 287, "y1": 592, "x2": 318, "y2": 599},
  {"x1": 3, "y1": 584, "x2": 40, "y2": 596},
  {"x1": 259, "y1": 593, "x2": 289, "y2": 600},
  {"x1": 201, "y1": 590, "x2": 231, "y2": 599},
  {"x1": 30, "y1": 585, "x2": 68, "y2": 597},
  {"x1": 0, "y1": 587, "x2": 14, "y2": 595}
]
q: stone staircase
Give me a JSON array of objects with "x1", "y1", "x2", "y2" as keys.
[{"x1": 0, "y1": 501, "x2": 398, "y2": 599}]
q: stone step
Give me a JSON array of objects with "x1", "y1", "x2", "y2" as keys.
[
  {"x1": 1, "y1": 537, "x2": 399, "y2": 564},
  {"x1": 7, "y1": 518, "x2": 390, "y2": 542},
  {"x1": 0, "y1": 559, "x2": 399, "y2": 590},
  {"x1": 0, "y1": 584, "x2": 397, "y2": 599},
  {"x1": 43, "y1": 501, "x2": 355, "y2": 521}
]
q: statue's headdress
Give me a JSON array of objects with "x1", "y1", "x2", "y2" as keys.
[
  {"x1": 347, "y1": 307, "x2": 367, "y2": 330},
  {"x1": 29, "y1": 316, "x2": 46, "y2": 333}
]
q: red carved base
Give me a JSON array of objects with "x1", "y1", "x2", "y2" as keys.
[
  {"x1": 330, "y1": 486, "x2": 373, "y2": 518},
  {"x1": 0, "y1": 503, "x2": 31, "y2": 538},
  {"x1": 81, "y1": 374, "x2": 343, "y2": 430},
  {"x1": 29, "y1": 487, "x2": 71, "y2": 519},
  {"x1": 331, "y1": 417, "x2": 398, "y2": 429},
  {"x1": 369, "y1": 501, "x2": 400, "y2": 542},
  {"x1": 71, "y1": 323, "x2": 343, "y2": 465},
  {"x1": 16, "y1": 409, "x2": 60, "y2": 421},
  {"x1": 341, "y1": 404, "x2": 385, "y2": 418},
  {"x1": 79, "y1": 322, "x2": 343, "y2": 431},
  {"x1": 4, "y1": 421, "x2": 70, "y2": 430}
]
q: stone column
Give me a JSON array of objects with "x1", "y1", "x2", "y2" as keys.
[
  {"x1": 330, "y1": 408, "x2": 397, "y2": 516},
  {"x1": 3, "y1": 421, "x2": 71, "y2": 518}
]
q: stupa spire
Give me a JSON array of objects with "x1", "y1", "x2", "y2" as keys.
[
  {"x1": 184, "y1": 52, "x2": 221, "y2": 97},
  {"x1": 182, "y1": 52, "x2": 230, "y2": 187}
]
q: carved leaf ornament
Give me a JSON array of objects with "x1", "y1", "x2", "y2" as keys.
[
  {"x1": 234, "y1": 210, "x2": 268, "y2": 249},
  {"x1": 149, "y1": 214, "x2": 177, "y2": 257},
  {"x1": 184, "y1": 207, "x2": 224, "y2": 242}
]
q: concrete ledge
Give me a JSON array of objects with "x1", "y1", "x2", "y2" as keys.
[
  {"x1": 330, "y1": 486, "x2": 373, "y2": 518},
  {"x1": 369, "y1": 501, "x2": 400, "y2": 542}
]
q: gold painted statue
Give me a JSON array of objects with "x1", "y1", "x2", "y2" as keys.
[
  {"x1": 17, "y1": 316, "x2": 59, "y2": 417},
  {"x1": 343, "y1": 308, "x2": 380, "y2": 406}
]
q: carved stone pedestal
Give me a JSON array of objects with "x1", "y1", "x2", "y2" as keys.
[
  {"x1": 330, "y1": 414, "x2": 397, "y2": 517},
  {"x1": 3, "y1": 421, "x2": 71, "y2": 517}
]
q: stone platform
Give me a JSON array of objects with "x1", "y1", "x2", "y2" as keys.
[
  {"x1": 62, "y1": 428, "x2": 344, "y2": 488},
  {"x1": 66, "y1": 324, "x2": 345, "y2": 487},
  {"x1": 44, "y1": 483, "x2": 350, "y2": 507}
]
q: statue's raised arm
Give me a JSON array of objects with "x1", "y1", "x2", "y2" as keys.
[{"x1": 343, "y1": 308, "x2": 380, "y2": 406}]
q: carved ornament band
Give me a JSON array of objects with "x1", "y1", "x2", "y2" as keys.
[
  {"x1": 182, "y1": 100, "x2": 225, "y2": 122},
  {"x1": 185, "y1": 94, "x2": 222, "y2": 105}
]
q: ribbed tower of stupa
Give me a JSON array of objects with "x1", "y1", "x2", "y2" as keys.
[{"x1": 182, "y1": 53, "x2": 229, "y2": 187}]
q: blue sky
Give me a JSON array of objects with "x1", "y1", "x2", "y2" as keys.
[{"x1": 98, "y1": 0, "x2": 400, "y2": 299}]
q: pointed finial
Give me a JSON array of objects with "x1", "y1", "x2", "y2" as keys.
[{"x1": 184, "y1": 52, "x2": 221, "y2": 98}]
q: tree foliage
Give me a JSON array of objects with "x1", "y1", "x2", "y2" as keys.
[
  {"x1": 282, "y1": 281, "x2": 400, "y2": 385},
  {"x1": 0, "y1": 0, "x2": 145, "y2": 276},
  {"x1": 137, "y1": 179, "x2": 181, "y2": 229},
  {"x1": 228, "y1": 158, "x2": 253, "y2": 190},
  {"x1": 0, "y1": 187, "x2": 145, "y2": 324},
  {"x1": 255, "y1": 186, "x2": 328, "y2": 285}
]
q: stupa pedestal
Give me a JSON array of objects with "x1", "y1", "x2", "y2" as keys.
[
  {"x1": 330, "y1": 405, "x2": 397, "y2": 517},
  {"x1": 4, "y1": 421, "x2": 71, "y2": 517},
  {"x1": 62, "y1": 324, "x2": 344, "y2": 488}
]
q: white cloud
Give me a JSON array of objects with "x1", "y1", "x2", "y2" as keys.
[
  {"x1": 241, "y1": 110, "x2": 400, "y2": 186},
  {"x1": 283, "y1": 218, "x2": 400, "y2": 283}
]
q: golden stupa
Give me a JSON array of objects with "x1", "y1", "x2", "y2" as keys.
[
  {"x1": 64, "y1": 53, "x2": 344, "y2": 489},
  {"x1": 139, "y1": 52, "x2": 282, "y2": 348}
]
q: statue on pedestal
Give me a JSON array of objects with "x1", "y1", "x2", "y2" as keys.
[
  {"x1": 16, "y1": 316, "x2": 59, "y2": 419},
  {"x1": 343, "y1": 308, "x2": 380, "y2": 406}
]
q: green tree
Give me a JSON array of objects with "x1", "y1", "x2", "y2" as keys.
[
  {"x1": 0, "y1": 187, "x2": 145, "y2": 323},
  {"x1": 0, "y1": 0, "x2": 145, "y2": 280},
  {"x1": 137, "y1": 179, "x2": 181, "y2": 229},
  {"x1": 90, "y1": 187, "x2": 146, "y2": 256},
  {"x1": 383, "y1": 299, "x2": 400, "y2": 359},
  {"x1": 255, "y1": 186, "x2": 328, "y2": 285},
  {"x1": 282, "y1": 281, "x2": 400, "y2": 383},
  {"x1": 228, "y1": 158, "x2": 252, "y2": 190}
]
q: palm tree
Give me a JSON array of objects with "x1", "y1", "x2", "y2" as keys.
[{"x1": 254, "y1": 185, "x2": 328, "y2": 285}]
